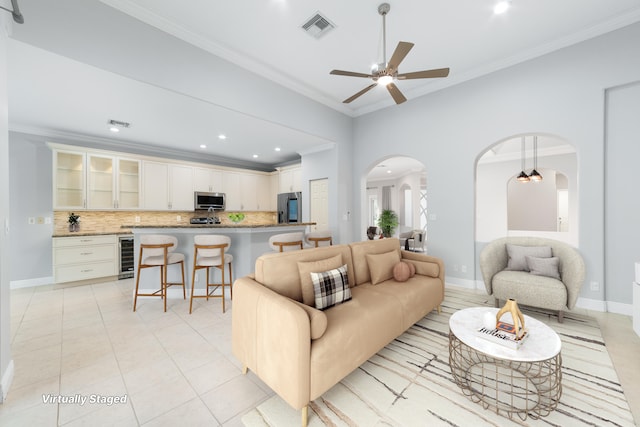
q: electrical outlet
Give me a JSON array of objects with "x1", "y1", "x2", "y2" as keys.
[
  {"x1": 176, "y1": 215, "x2": 181, "y2": 222},
  {"x1": 194, "y1": 274, "x2": 199, "y2": 283},
  {"x1": 590, "y1": 281, "x2": 600, "y2": 291},
  {"x1": 461, "y1": 265, "x2": 467, "y2": 273},
  {"x1": 37, "y1": 217, "x2": 44, "y2": 224},
  {"x1": 135, "y1": 216, "x2": 140, "y2": 223},
  {"x1": 44, "y1": 217, "x2": 51, "y2": 224},
  {"x1": 28, "y1": 217, "x2": 35, "y2": 225}
]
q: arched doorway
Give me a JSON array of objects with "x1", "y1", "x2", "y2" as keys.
[
  {"x1": 364, "y1": 156, "x2": 427, "y2": 246},
  {"x1": 475, "y1": 133, "x2": 578, "y2": 245}
]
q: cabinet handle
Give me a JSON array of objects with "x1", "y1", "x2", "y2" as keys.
[
  {"x1": 81, "y1": 269, "x2": 93, "y2": 273},
  {"x1": 80, "y1": 239, "x2": 92, "y2": 243},
  {"x1": 80, "y1": 252, "x2": 93, "y2": 256}
]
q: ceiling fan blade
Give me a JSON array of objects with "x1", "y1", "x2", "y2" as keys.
[
  {"x1": 387, "y1": 83, "x2": 407, "y2": 104},
  {"x1": 343, "y1": 83, "x2": 377, "y2": 103},
  {"x1": 396, "y1": 67, "x2": 450, "y2": 80},
  {"x1": 386, "y1": 41, "x2": 414, "y2": 73},
  {"x1": 330, "y1": 69, "x2": 373, "y2": 78}
]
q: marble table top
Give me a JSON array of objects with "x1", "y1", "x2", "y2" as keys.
[{"x1": 449, "y1": 307, "x2": 562, "y2": 362}]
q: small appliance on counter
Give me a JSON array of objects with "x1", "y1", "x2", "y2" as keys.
[
  {"x1": 277, "y1": 192, "x2": 302, "y2": 224},
  {"x1": 190, "y1": 216, "x2": 220, "y2": 224}
]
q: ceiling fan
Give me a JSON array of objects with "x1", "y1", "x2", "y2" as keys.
[{"x1": 330, "y1": 3, "x2": 450, "y2": 105}]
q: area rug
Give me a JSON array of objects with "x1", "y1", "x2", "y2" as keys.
[{"x1": 242, "y1": 287, "x2": 635, "y2": 426}]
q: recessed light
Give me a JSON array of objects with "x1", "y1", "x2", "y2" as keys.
[
  {"x1": 109, "y1": 127, "x2": 120, "y2": 133},
  {"x1": 218, "y1": 134, "x2": 227, "y2": 140},
  {"x1": 494, "y1": 0, "x2": 511, "y2": 14},
  {"x1": 252, "y1": 154, "x2": 259, "y2": 158},
  {"x1": 200, "y1": 144, "x2": 207, "y2": 149},
  {"x1": 387, "y1": 170, "x2": 392, "y2": 174},
  {"x1": 275, "y1": 147, "x2": 281, "y2": 152}
]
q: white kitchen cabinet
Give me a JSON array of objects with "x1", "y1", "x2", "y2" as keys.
[
  {"x1": 142, "y1": 161, "x2": 169, "y2": 210},
  {"x1": 53, "y1": 150, "x2": 86, "y2": 210},
  {"x1": 194, "y1": 167, "x2": 224, "y2": 193},
  {"x1": 53, "y1": 235, "x2": 118, "y2": 283},
  {"x1": 168, "y1": 164, "x2": 194, "y2": 210},
  {"x1": 256, "y1": 174, "x2": 272, "y2": 211},
  {"x1": 222, "y1": 171, "x2": 241, "y2": 210},
  {"x1": 87, "y1": 154, "x2": 140, "y2": 209},
  {"x1": 279, "y1": 165, "x2": 302, "y2": 193},
  {"x1": 54, "y1": 148, "x2": 140, "y2": 210},
  {"x1": 117, "y1": 158, "x2": 141, "y2": 209}
]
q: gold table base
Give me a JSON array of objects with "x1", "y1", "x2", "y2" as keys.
[{"x1": 449, "y1": 331, "x2": 562, "y2": 420}]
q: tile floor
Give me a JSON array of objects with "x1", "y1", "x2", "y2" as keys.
[{"x1": 1, "y1": 280, "x2": 639, "y2": 426}]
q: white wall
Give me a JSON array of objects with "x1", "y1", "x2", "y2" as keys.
[
  {"x1": 8, "y1": 133, "x2": 53, "y2": 282},
  {"x1": 605, "y1": 82, "x2": 640, "y2": 307},
  {"x1": 0, "y1": 12, "x2": 13, "y2": 402},
  {"x1": 352, "y1": 23, "x2": 640, "y2": 304}
]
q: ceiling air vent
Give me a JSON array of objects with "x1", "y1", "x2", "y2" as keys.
[{"x1": 301, "y1": 12, "x2": 335, "y2": 39}]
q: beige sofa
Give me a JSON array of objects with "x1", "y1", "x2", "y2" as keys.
[
  {"x1": 232, "y1": 238, "x2": 445, "y2": 426},
  {"x1": 479, "y1": 236, "x2": 585, "y2": 322}
]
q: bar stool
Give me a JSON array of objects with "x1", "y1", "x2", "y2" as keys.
[
  {"x1": 190, "y1": 235, "x2": 233, "y2": 313},
  {"x1": 133, "y1": 235, "x2": 186, "y2": 312},
  {"x1": 305, "y1": 230, "x2": 333, "y2": 248},
  {"x1": 268, "y1": 232, "x2": 304, "y2": 252}
]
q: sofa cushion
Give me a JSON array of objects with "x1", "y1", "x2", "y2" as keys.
[
  {"x1": 526, "y1": 256, "x2": 561, "y2": 280},
  {"x1": 366, "y1": 250, "x2": 401, "y2": 285},
  {"x1": 309, "y1": 285, "x2": 405, "y2": 400},
  {"x1": 403, "y1": 259, "x2": 439, "y2": 278},
  {"x1": 493, "y1": 270, "x2": 567, "y2": 310},
  {"x1": 505, "y1": 244, "x2": 552, "y2": 271},
  {"x1": 311, "y1": 265, "x2": 352, "y2": 310},
  {"x1": 292, "y1": 300, "x2": 328, "y2": 339},
  {"x1": 297, "y1": 254, "x2": 343, "y2": 307},
  {"x1": 254, "y1": 245, "x2": 354, "y2": 302},
  {"x1": 349, "y1": 238, "x2": 402, "y2": 285}
]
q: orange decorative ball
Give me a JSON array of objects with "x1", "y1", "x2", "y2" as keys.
[{"x1": 393, "y1": 261, "x2": 411, "y2": 282}]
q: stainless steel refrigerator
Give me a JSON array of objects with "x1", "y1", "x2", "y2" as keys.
[{"x1": 277, "y1": 192, "x2": 302, "y2": 224}]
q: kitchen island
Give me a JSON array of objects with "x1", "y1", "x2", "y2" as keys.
[{"x1": 124, "y1": 222, "x2": 315, "y2": 303}]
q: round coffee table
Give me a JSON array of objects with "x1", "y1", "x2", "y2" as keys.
[{"x1": 448, "y1": 307, "x2": 562, "y2": 420}]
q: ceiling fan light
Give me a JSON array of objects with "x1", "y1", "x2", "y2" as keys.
[
  {"x1": 377, "y1": 75, "x2": 393, "y2": 86},
  {"x1": 529, "y1": 169, "x2": 543, "y2": 181},
  {"x1": 517, "y1": 171, "x2": 531, "y2": 182}
]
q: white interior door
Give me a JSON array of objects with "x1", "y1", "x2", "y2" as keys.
[{"x1": 309, "y1": 178, "x2": 329, "y2": 231}]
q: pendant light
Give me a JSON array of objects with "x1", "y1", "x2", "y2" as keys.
[
  {"x1": 517, "y1": 136, "x2": 530, "y2": 182},
  {"x1": 529, "y1": 135, "x2": 543, "y2": 181}
]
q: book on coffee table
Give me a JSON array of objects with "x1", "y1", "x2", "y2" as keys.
[{"x1": 476, "y1": 321, "x2": 529, "y2": 349}]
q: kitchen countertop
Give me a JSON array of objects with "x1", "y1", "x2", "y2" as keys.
[
  {"x1": 52, "y1": 230, "x2": 133, "y2": 238},
  {"x1": 52, "y1": 222, "x2": 315, "y2": 238},
  {"x1": 121, "y1": 222, "x2": 315, "y2": 229}
]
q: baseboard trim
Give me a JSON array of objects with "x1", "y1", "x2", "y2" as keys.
[
  {"x1": 0, "y1": 360, "x2": 14, "y2": 403},
  {"x1": 445, "y1": 277, "x2": 481, "y2": 291},
  {"x1": 9, "y1": 276, "x2": 54, "y2": 289}
]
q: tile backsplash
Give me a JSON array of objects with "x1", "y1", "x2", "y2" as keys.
[{"x1": 54, "y1": 210, "x2": 277, "y2": 235}]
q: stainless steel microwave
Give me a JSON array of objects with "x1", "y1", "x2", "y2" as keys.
[{"x1": 194, "y1": 192, "x2": 225, "y2": 211}]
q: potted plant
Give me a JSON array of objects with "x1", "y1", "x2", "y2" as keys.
[
  {"x1": 377, "y1": 209, "x2": 398, "y2": 238},
  {"x1": 68, "y1": 212, "x2": 80, "y2": 232}
]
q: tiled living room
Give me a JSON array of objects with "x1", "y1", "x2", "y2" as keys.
[{"x1": 1, "y1": 0, "x2": 640, "y2": 426}]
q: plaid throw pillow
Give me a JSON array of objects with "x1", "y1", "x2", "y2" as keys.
[{"x1": 310, "y1": 264, "x2": 351, "y2": 310}]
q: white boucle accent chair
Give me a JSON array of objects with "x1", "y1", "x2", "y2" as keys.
[{"x1": 479, "y1": 236, "x2": 585, "y2": 323}]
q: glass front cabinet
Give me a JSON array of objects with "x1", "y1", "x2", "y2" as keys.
[{"x1": 53, "y1": 149, "x2": 140, "y2": 210}]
